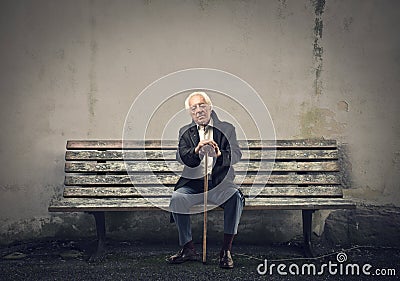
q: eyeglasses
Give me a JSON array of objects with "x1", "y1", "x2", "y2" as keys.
[{"x1": 189, "y1": 103, "x2": 209, "y2": 113}]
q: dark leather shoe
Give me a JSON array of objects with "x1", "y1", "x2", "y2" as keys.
[
  {"x1": 166, "y1": 247, "x2": 199, "y2": 264},
  {"x1": 219, "y1": 250, "x2": 234, "y2": 269}
]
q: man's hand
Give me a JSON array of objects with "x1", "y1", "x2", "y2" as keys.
[
  {"x1": 195, "y1": 140, "x2": 222, "y2": 157},
  {"x1": 199, "y1": 144, "x2": 217, "y2": 157}
]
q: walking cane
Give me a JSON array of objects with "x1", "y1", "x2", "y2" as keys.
[
  {"x1": 201, "y1": 142, "x2": 216, "y2": 264},
  {"x1": 203, "y1": 152, "x2": 209, "y2": 264}
]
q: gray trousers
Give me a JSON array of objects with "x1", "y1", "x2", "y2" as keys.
[{"x1": 170, "y1": 182, "x2": 244, "y2": 246}]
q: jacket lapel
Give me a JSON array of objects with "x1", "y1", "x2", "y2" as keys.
[
  {"x1": 188, "y1": 125, "x2": 200, "y2": 146},
  {"x1": 212, "y1": 126, "x2": 222, "y2": 145}
]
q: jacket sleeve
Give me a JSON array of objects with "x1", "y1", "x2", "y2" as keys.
[
  {"x1": 176, "y1": 127, "x2": 202, "y2": 168},
  {"x1": 216, "y1": 124, "x2": 242, "y2": 167}
]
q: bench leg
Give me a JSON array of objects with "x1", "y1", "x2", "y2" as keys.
[
  {"x1": 302, "y1": 210, "x2": 315, "y2": 258},
  {"x1": 89, "y1": 211, "x2": 106, "y2": 261}
]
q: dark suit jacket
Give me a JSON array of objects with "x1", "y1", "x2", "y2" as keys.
[{"x1": 175, "y1": 111, "x2": 242, "y2": 191}]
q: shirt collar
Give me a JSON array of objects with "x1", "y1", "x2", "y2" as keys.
[{"x1": 197, "y1": 118, "x2": 213, "y2": 131}]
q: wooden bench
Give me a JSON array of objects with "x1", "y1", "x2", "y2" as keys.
[{"x1": 48, "y1": 139, "x2": 355, "y2": 259}]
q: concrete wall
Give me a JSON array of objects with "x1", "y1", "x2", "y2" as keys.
[{"x1": 1, "y1": 0, "x2": 399, "y2": 245}]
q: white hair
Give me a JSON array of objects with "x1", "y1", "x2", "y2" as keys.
[{"x1": 184, "y1": 91, "x2": 213, "y2": 109}]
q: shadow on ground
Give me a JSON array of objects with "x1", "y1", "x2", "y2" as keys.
[{"x1": 1, "y1": 238, "x2": 399, "y2": 280}]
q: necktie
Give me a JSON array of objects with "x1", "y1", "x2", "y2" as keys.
[
  {"x1": 203, "y1": 125, "x2": 208, "y2": 139},
  {"x1": 202, "y1": 125, "x2": 213, "y2": 176}
]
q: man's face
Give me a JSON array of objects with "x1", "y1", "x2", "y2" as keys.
[{"x1": 188, "y1": 95, "x2": 212, "y2": 126}]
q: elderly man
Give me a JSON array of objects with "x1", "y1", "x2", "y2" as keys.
[{"x1": 167, "y1": 92, "x2": 244, "y2": 269}]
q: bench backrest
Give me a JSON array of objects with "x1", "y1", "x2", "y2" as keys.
[{"x1": 63, "y1": 140, "x2": 343, "y2": 201}]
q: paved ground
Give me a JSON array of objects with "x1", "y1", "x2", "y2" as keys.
[{"x1": 0, "y1": 238, "x2": 399, "y2": 280}]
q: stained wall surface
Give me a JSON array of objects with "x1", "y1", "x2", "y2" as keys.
[{"x1": 0, "y1": 0, "x2": 399, "y2": 245}]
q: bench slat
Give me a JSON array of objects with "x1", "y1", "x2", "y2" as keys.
[
  {"x1": 64, "y1": 174, "x2": 340, "y2": 186},
  {"x1": 65, "y1": 149, "x2": 338, "y2": 161},
  {"x1": 63, "y1": 186, "x2": 343, "y2": 198},
  {"x1": 65, "y1": 161, "x2": 339, "y2": 173},
  {"x1": 67, "y1": 139, "x2": 337, "y2": 150},
  {"x1": 244, "y1": 198, "x2": 356, "y2": 210},
  {"x1": 49, "y1": 197, "x2": 355, "y2": 212}
]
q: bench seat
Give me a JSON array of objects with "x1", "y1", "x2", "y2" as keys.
[{"x1": 50, "y1": 196, "x2": 355, "y2": 212}]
